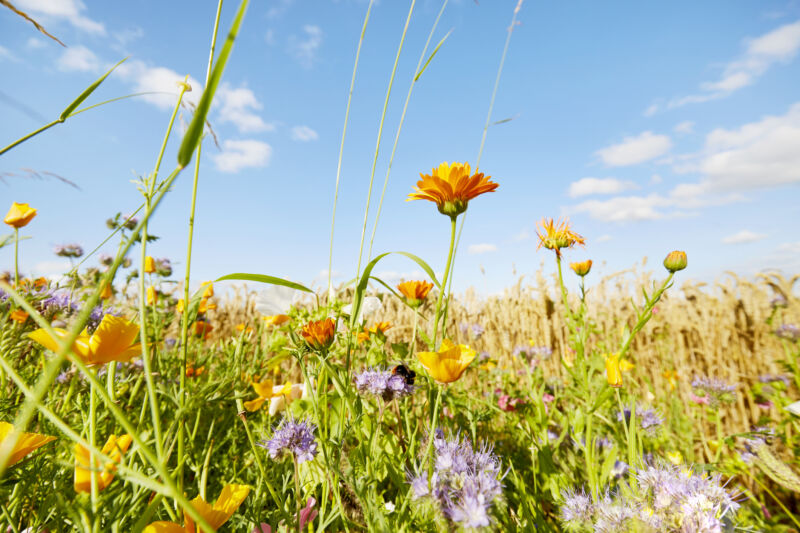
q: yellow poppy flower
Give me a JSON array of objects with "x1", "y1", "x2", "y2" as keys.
[
  {"x1": 201, "y1": 282, "x2": 214, "y2": 298},
  {"x1": 144, "y1": 256, "x2": 156, "y2": 274},
  {"x1": 176, "y1": 299, "x2": 185, "y2": 313},
  {"x1": 417, "y1": 339, "x2": 477, "y2": 383},
  {"x1": 29, "y1": 314, "x2": 142, "y2": 366},
  {"x1": 619, "y1": 359, "x2": 635, "y2": 372},
  {"x1": 143, "y1": 484, "x2": 250, "y2": 533},
  {"x1": 74, "y1": 433, "x2": 132, "y2": 493},
  {"x1": 605, "y1": 353, "x2": 623, "y2": 388},
  {"x1": 0, "y1": 421, "x2": 56, "y2": 469},
  {"x1": 407, "y1": 162, "x2": 498, "y2": 218},
  {"x1": 243, "y1": 380, "x2": 293, "y2": 412},
  {"x1": 262, "y1": 314, "x2": 290, "y2": 327},
  {"x1": 4, "y1": 202, "x2": 37, "y2": 228},
  {"x1": 147, "y1": 286, "x2": 158, "y2": 306}
]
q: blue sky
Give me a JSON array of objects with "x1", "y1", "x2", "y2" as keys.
[{"x1": 1, "y1": 0, "x2": 799, "y2": 296}]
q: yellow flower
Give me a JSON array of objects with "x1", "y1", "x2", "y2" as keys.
[
  {"x1": 536, "y1": 217, "x2": 585, "y2": 257},
  {"x1": 407, "y1": 162, "x2": 498, "y2": 218},
  {"x1": 186, "y1": 365, "x2": 206, "y2": 378},
  {"x1": 662, "y1": 370, "x2": 678, "y2": 391},
  {"x1": 397, "y1": 280, "x2": 434, "y2": 308},
  {"x1": 201, "y1": 282, "x2": 214, "y2": 298},
  {"x1": 300, "y1": 318, "x2": 336, "y2": 351},
  {"x1": 4, "y1": 202, "x2": 37, "y2": 229},
  {"x1": 144, "y1": 256, "x2": 156, "y2": 274},
  {"x1": 100, "y1": 280, "x2": 113, "y2": 300},
  {"x1": 569, "y1": 259, "x2": 592, "y2": 277},
  {"x1": 29, "y1": 314, "x2": 142, "y2": 366},
  {"x1": 198, "y1": 298, "x2": 216, "y2": 314},
  {"x1": 243, "y1": 380, "x2": 293, "y2": 412},
  {"x1": 605, "y1": 353, "x2": 623, "y2": 388},
  {"x1": 0, "y1": 421, "x2": 55, "y2": 469},
  {"x1": 417, "y1": 339, "x2": 477, "y2": 383},
  {"x1": 663, "y1": 250, "x2": 688, "y2": 273},
  {"x1": 479, "y1": 359, "x2": 497, "y2": 372},
  {"x1": 176, "y1": 299, "x2": 185, "y2": 313},
  {"x1": 147, "y1": 286, "x2": 157, "y2": 306},
  {"x1": 74, "y1": 433, "x2": 132, "y2": 493},
  {"x1": 9, "y1": 309, "x2": 28, "y2": 324},
  {"x1": 262, "y1": 314, "x2": 290, "y2": 327},
  {"x1": 666, "y1": 450, "x2": 683, "y2": 465},
  {"x1": 357, "y1": 321, "x2": 392, "y2": 344},
  {"x1": 619, "y1": 359, "x2": 635, "y2": 372},
  {"x1": 235, "y1": 323, "x2": 254, "y2": 334},
  {"x1": 143, "y1": 484, "x2": 250, "y2": 533}
]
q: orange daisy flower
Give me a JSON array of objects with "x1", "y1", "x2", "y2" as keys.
[
  {"x1": 357, "y1": 321, "x2": 392, "y2": 344},
  {"x1": 407, "y1": 162, "x2": 498, "y2": 217},
  {"x1": 536, "y1": 217, "x2": 585, "y2": 258},
  {"x1": 300, "y1": 318, "x2": 336, "y2": 351},
  {"x1": 397, "y1": 280, "x2": 434, "y2": 308}
]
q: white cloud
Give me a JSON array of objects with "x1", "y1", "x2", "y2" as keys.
[
  {"x1": 663, "y1": 20, "x2": 800, "y2": 111},
  {"x1": 722, "y1": 230, "x2": 767, "y2": 244},
  {"x1": 596, "y1": 131, "x2": 672, "y2": 166},
  {"x1": 56, "y1": 45, "x2": 99, "y2": 72},
  {"x1": 30, "y1": 260, "x2": 71, "y2": 279},
  {"x1": 267, "y1": 0, "x2": 294, "y2": 19},
  {"x1": 217, "y1": 83, "x2": 273, "y2": 133},
  {"x1": 375, "y1": 270, "x2": 425, "y2": 284},
  {"x1": 288, "y1": 25, "x2": 322, "y2": 68},
  {"x1": 15, "y1": 0, "x2": 105, "y2": 35},
  {"x1": 650, "y1": 174, "x2": 663, "y2": 184},
  {"x1": 290, "y1": 125, "x2": 318, "y2": 141},
  {"x1": 0, "y1": 46, "x2": 18, "y2": 62},
  {"x1": 512, "y1": 228, "x2": 530, "y2": 242},
  {"x1": 213, "y1": 139, "x2": 272, "y2": 173},
  {"x1": 674, "y1": 121, "x2": 695, "y2": 134},
  {"x1": 567, "y1": 177, "x2": 638, "y2": 197},
  {"x1": 570, "y1": 194, "x2": 672, "y2": 222},
  {"x1": 26, "y1": 37, "x2": 45, "y2": 49},
  {"x1": 596, "y1": 234, "x2": 612, "y2": 242},
  {"x1": 115, "y1": 60, "x2": 201, "y2": 109},
  {"x1": 468, "y1": 243, "x2": 497, "y2": 254}
]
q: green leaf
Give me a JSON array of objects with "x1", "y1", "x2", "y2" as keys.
[
  {"x1": 215, "y1": 272, "x2": 313, "y2": 293},
  {"x1": 0, "y1": 234, "x2": 31, "y2": 250},
  {"x1": 350, "y1": 252, "x2": 391, "y2": 328},
  {"x1": 414, "y1": 29, "x2": 452, "y2": 82},
  {"x1": 59, "y1": 57, "x2": 127, "y2": 121},
  {"x1": 177, "y1": 0, "x2": 250, "y2": 167},
  {"x1": 394, "y1": 251, "x2": 441, "y2": 287}
]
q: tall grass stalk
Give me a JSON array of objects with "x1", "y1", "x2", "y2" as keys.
[
  {"x1": 327, "y1": 0, "x2": 374, "y2": 303},
  {"x1": 177, "y1": 0, "x2": 224, "y2": 494}
]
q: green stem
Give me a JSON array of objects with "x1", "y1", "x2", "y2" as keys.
[
  {"x1": 89, "y1": 379, "x2": 99, "y2": 515},
  {"x1": 618, "y1": 272, "x2": 673, "y2": 360},
  {"x1": 294, "y1": 457, "x2": 303, "y2": 533},
  {"x1": 432, "y1": 216, "x2": 457, "y2": 346},
  {"x1": 328, "y1": 0, "x2": 374, "y2": 303},
  {"x1": 423, "y1": 385, "x2": 444, "y2": 481},
  {"x1": 749, "y1": 472, "x2": 800, "y2": 529},
  {"x1": 13, "y1": 228, "x2": 19, "y2": 287},
  {"x1": 177, "y1": 0, "x2": 224, "y2": 495},
  {"x1": 0, "y1": 119, "x2": 60, "y2": 157}
]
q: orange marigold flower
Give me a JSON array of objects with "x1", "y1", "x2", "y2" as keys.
[
  {"x1": 663, "y1": 250, "x2": 687, "y2": 273},
  {"x1": 397, "y1": 280, "x2": 434, "y2": 308},
  {"x1": 194, "y1": 321, "x2": 213, "y2": 339},
  {"x1": 407, "y1": 162, "x2": 498, "y2": 218},
  {"x1": 186, "y1": 365, "x2": 206, "y2": 378},
  {"x1": 4, "y1": 202, "x2": 37, "y2": 229},
  {"x1": 357, "y1": 321, "x2": 392, "y2": 344},
  {"x1": 536, "y1": 217, "x2": 585, "y2": 258},
  {"x1": 570, "y1": 259, "x2": 592, "y2": 277},
  {"x1": 9, "y1": 309, "x2": 28, "y2": 324},
  {"x1": 300, "y1": 318, "x2": 336, "y2": 351}
]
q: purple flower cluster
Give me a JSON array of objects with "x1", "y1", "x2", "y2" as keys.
[
  {"x1": 53, "y1": 243, "x2": 84, "y2": 258},
  {"x1": 692, "y1": 375, "x2": 737, "y2": 407},
  {"x1": 617, "y1": 405, "x2": 664, "y2": 436},
  {"x1": 408, "y1": 430, "x2": 503, "y2": 529},
  {"x1": 98, "y1": 253, "x2": 114, "y2": 267},
  {"x1": 41, "y1": 291, "x2": 78, "y2": 315},
  {"x1": 458, "y1": 322, "x2": 485, "y2": 340},
  {"x1": 776, "y1": 324, "x2": 800, "y2": 341},
  {"x1": 758, "y1": 374, "x2": 791, "y2": 386},
  {"x1": 260, "y1": 417, "x2": 318, "y2": 464},
  {"x1": 353, "y1": 367, "x2": 414, "y2": 402},
  {"x1": 512, "y1": 345, "x2": 553, "y2": 360},
  {"x1": 561, "y1": 464, "x2": 740, "y2": 532}
]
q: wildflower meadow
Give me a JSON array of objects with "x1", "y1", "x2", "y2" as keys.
[{"x1": 1, "y1": 1, "x2": 799, "y2": 532}]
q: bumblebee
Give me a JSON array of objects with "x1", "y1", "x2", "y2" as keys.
[{"x1": 391, "y1": 364, "x2": 416, "y2": 386}]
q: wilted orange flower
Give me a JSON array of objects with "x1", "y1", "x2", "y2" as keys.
[
  {"x1": 9, "y1": 309, "x2": 28, "y2": 324},
  {"x1": 605, "y1": 353, "x2": 623, "y2": 388},
  {"x1": 74, "y1": 433, "x2": 132, "y2": 493},
  {"x1": 198, "y1": 298, "x2": 216, "y2": 314},
  {"x1": 357, "y1": 321, "x2": 392, "y2": 343},
  {"x1": 397, "y1": 280, "x2": 434, "y2": 307},
  {"x1": 417, "y1": 339, "x2": 477, "y2": 383},
  {"x1": 570, "y1": 259, "x2": 592, "y2": 277},
  {"x1": 262, "y1": 314, "x2": 290, "y2": 327},
  {"x1": 144, "y1": 256, "x2": 156, "y2": 274},
  {"x1": 143, "y1": 484, "x2": 250, "y2": 533},
  {"x1": 194, "y1": 321, "x2": 213, "y2": 339},
  {"x1": 4, "y1": 202, "x2": 37, "y2": 228},
  {"x1": 407, "y1": 162, "x2": 498, "y2": 218},
  {"x1": 536, "y1": 218, "x2": 585, "y2": 258},
  {"x1": 301, "y1": 318, "x2": 336, "y2": 351},
  {"x1": 146, "y1": 286, "x2": 157, "y2": 306},
  {"x1": 29, "y1": 314, "x2": 141, "y2": 365},
  {"x1": 20, "y1": 277, "x2": 48, "y2": 291},
  {"x1": 100, "y1": 280, "x2": 113, "y2": 300},
  {"x1": 186, "y1": 365, "x2": 206, "y2": 378},
  {"x1": 0, "y1": 422, "x2": 56, "y2": 469}
]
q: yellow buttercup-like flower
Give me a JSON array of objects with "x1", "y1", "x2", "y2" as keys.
[
  {"x1": 4, "y1": 202, "x2": 37, "y2": 229},
  {"x1": 243, "y1": 380, "x2": 293, "y2": 412},
  {"x1": 417, "y1": 339, "x2": 477, "y2": 384},
  {"x1": 0, "y1": 421, "x2": 56, "y2": 469},
  {"x1": 407, "y1": 162, "x2": 498, "y2": 218},
  {"x1": 143, "y1": 484, "x2": 250, "y2": 533},
  {"x1": 29, "y1": 314, "x2": 142, "y2": 366},
  {"x1": 74, "y1": 433, "x2": 132, "y2": 493}
]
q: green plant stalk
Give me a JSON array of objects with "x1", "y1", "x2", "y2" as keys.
[
  {"x1": 89, "y1": 379, "x2": 99, "y2": 517},
  {"x1": 138, "y1": 80, "x2": 187, "y2": 465},
  {"x1": 410, "y1": 310, "x2": 418, "y2": 358},
  {"x1": 748, "y1": 472, "x2": 800, "y2": 529},
  {"x1": 432, "y1": 216, "x2": 457, "y2": 346},
  {"x1": 328, "y1": 0, "x2": 374, "y2": 303},
  {"x1": 353, "y1": 0, "x2": 416, "y2": 287},
  {"x1": 618, "y1": 273, "x2": 673, "y2": 360},
  {"x1": 423, "y1": 384, "x2": 444, "y2": 481},
  {"x1": 294, "y1": 457, "x2": 303, "y2": 533},
  {"x1": 13, "y1": 228, "x2": 19, "y2": 286},
  {"x1": 366, "y1": 0, "x2": 448, "y2": 260},
  {"x1": 177, "y1": 0, "x2": 224, "y2": 495},
  {"x1": 106, "y1": 363, "x2": 116, "y2": 402}
]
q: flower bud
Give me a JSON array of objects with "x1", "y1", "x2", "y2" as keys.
[
  {"x1": 146, "y1": 286, "x2": 157, "y2": 306},
  {"x1": 663, "y1": 250, "x2": 687, "y2": 273},
  {"x1": 605, "y1": 353, "x2": 623, "y2": 388},
  {"x1": 569, "y1": 259, "x2": 592, "y2": 277},
  {"x1": 144, "y1": 256, "x2": 156, "y2": 274}
]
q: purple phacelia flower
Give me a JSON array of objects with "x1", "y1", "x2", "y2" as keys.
[
  {"x1": 54, "y1": 243, "x2": 84, "y2": 258},
  {"x1": 692, "y1": 376, "x2": 737, "y2": 407},
  {"x1": 776, "y1": 324, "x2": 800, "y2": 341},
  {"x1": 617, "y1": 406, "x2": 663, "y2": 436},
  {"x1": 353, "y1": 367, "x2": 414, "y2": 402},
  {"x1": 260, "y1": 417, "x2": 318, "y2": 464}
]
